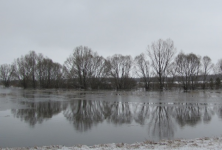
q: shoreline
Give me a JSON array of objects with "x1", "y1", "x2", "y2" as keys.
[{"x1": 2, "y1": 136, "x2": 222, "y2": 150}]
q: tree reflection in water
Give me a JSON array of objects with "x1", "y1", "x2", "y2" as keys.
[
  {"x1": 11, "y1": 101, "x2": 67, "y2": 127},
  {"x1": 11, "y1": 89, "x2": 68, "y2": 127},
  {"x1": 104, "y1": 101, "x2": 132, "y2": 125},
  {"x1": 172, "y1": 103, "x2": 201, "y2": 127},
  {"x1": 134, "y1": 102, "x2": 150, "y2": 125},
  {"x1": 63, "y1": 100, "x2": 106, "y2": 132},
  {"x1": 214, "y1": 104, "x2": 222, "y2": 119},
  {"x1": 11, "y1": 95, "x2": 217, "y2": 140},
  {"x1": 203, "y1": 104, "x2": 214, "y2": 123},
  {"x1": 148, "y1": 104, "x2": 174, "y2": 140}
]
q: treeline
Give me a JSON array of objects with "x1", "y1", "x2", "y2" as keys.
[{"x1": 0, "y1": 39, "x2": 222, "y2": 91}]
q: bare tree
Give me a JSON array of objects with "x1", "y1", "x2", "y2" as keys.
[
  {"x1": 175, "y1": 52, "x2": 189, "y2": 91},
  {"x1": 134, "y1": 53, "x2": 151, "y2": 91},
  {"x1": 50, "y1": 62, "x2": 63, "y2": 88},
  {"x1": 64, "y1": 46, "x2": 108, "y2": 89},
  {"x1": 175, "y1": 52, "x2": 201, "y2": 91},
  {"x1": 36, "y1": 53, "x2": 45, "y2": 88},
  {"x1": 64, "y1": 46, "x2": 92, "y2": 89},
  {"x1": 0, "y1": 64, "x2": 15, "y2": 87},
  {"x1": 214, "y1": 59, "x2": 222, "y2": 76},
  {"x1": 213, "y1": 59, "x2": 222, "y2": 89},
  {"x1": 25, "y1": 51, "x2": 38, "y2": 88},
  {"x1": 165, "y1": 62, "x2": 177, "y2": 89},
  {"x1": 63, "y1": 54, "x2": 78, "y2": 88},
  {"x1": 13, "y1": 51, "x2": 44, "y2": 89},
  {"x1": 148, "y1": 39, "x2": 176, "y2": 91},
  {"x1": 38, "y1": 58, "x2": 54, "y2": 88},
  {"x1": 187, "y1": 53, "x2": 201, "y2": 90},
  {"x1": 14, "y1": 56, "x2": 31, "y2": 89},
  {"x1": 201, "y1": 56, "x2": 214, "y2": 89},
  {"x1": 87, "y1": 53, "x2": 109, "y2": 89},
  {"x1": 32, "y1": 53, "x2": 64, "y2": 89},
  {"x1": 74, "y1": 46, "x2": 93, "y2": 89},
  {"x1": 107, "y1": 54, "x2": 134, "y2": 90}
]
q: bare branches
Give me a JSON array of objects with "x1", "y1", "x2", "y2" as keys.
[
  {"x1": 134, "y1": 53, "x2": 151, "y2": 90},
  {"x1": 63, "y1": 46, "x2": 109, "y2": 89},
  {"x1": 0, "y1": 64, "x2": 15, "y2": 87},
  {"x1": 2, "y1": 39, "x2": 222, "y2": 90},
  {"x1": 175, "y1": 52, "x2": 201, "y2": 91},
  {"x1": 107, "y1": 54, "x2": 134, "y2": 90},
  {"x1": 201, "y1": 56, "x2": 214, "y2": 89},
  {"x1": 148, "y1": 39, "x2": 176, "y2": 90},
  {"x1": 214, "y1": 59, "x2": 222, "y2": 75}
]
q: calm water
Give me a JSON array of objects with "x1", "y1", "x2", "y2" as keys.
[{"x1": 1, "y1": 87, "x2": 222, "y2": 148}]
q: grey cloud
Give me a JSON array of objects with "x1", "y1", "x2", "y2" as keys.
[{"x1": 0, "y1": 0, "x2": 222, "y2": 65}]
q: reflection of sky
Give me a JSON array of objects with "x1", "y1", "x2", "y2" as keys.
[
  {"x1": 175, "y1": 115, "x2": 222, "y2": 140},
  {"x1": 1, "y1": 89, "x2": 222, "y2": 147}
]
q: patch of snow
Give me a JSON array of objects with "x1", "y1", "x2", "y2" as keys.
[{"x1": 2, "y1": 136, "x2": 222, "y2": 150}]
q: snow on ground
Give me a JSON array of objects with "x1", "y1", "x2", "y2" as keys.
[{"x1": 2, "y1": 136, "x2": 222, "y2": 150}]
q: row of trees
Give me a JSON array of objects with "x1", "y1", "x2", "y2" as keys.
[
  {"x1": 0, "y1": 52, "x2": 63, "y2": 89},
  {"x1": 0, "y1": 38, "x2": 222, "y2": 91}
]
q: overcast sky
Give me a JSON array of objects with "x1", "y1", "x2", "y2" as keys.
[{"x1": 0, "y1": 0, "x2": 222, "y2": 65}]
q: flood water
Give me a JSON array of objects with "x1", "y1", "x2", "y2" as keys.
[{"x1": 1, "y1": 87, "x2": 222, "y2": 148}]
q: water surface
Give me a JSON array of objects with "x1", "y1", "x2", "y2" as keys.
[{"x1": 0, "y1": 87, "x2": 222, "y2": 148}]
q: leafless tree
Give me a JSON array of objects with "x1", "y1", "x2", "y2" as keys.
[
  {"x1": 148, "y1": 39, "x2": 176, "y2": 91},
  {"x1": 25, "y1": 51, "x2": 38, "y2": 88},
  {"x1": 87, "y1": 53, "x2": 109, "y2": 89},
  {"x1": 201, "y1": 56, "x2": 214, "y2": 89},
  {"x1": 36, "y1": 53, "x2": 45, "y2": 88},
  {"x1": 37, "y1": 58, "x2": 54, "y2": 88},
  {"x1": 106, "y1": 54, "x2": 134, "y2": 90},
  {"x1": 64, "y1": 46, "x2": 108, "y2": 89},
  {"x1": 0, "y1": 64, "x2": 15, "y2": 87},
  {"x1": 165, "y1": 62, "x2": 177, "y2": 89},
  {"x1": 175, "y1": 52, "x2": 201, "y2": 91},
  {"x1": 213, "y1": 59, "x2": 222, "y2": 89},
  {"x1": 214, "y1": 59, "x2": 222, "y2": 76},
  {"x1": 32, "y1": 53, "x2": 64, "y2": 89},
  {"x1": 134, "y1": 53, "x2": 151, "y2": 91},
  {"x1": 187, "y1": 53, "x2": 201, "y2": 90},
  {"x1": 64, "y1": 46, "x2": 93, "y2": 89},
  {"x1": 175, "y1": 52, "x2": 189, "y2": 91},
  {"x1": 50, "y1": 62, "x2": 63, "y2": 88},
  {"x1": 63, "y1": 54, "x2": 78, "y2": 88},
  {"x1": 13, "y1": 51, "x2": 50, "y2": 89},
  {"x1": 14, "y1": 56, "x2": 31, "y2": 89}
]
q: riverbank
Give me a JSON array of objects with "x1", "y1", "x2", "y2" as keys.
[{"x1": 2, "y1": 136, "x2": 222, "y2": 150}]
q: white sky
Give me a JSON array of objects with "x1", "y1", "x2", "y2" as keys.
[{"x1": 0, "y1": 0, "x2": 222, "y2": 65}]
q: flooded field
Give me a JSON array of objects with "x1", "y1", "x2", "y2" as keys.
[{"x1": 0, "y1": 87, "x2": 222, "y2": 148}]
